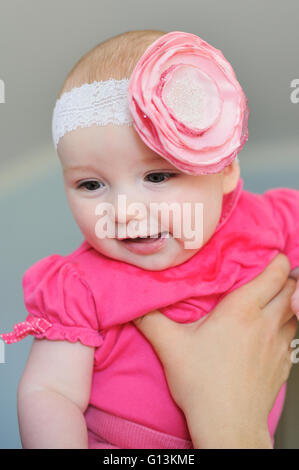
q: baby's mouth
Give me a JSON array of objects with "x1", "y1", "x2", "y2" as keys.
[
  {"x1": 117, "y1": 230, "x2": 170, "y2": 255},
  {"x1": 121, "y1": 232, "x2": 165, "y2": 243},
  {"x1": 117, "y1": 231, "x2": 170, "y2": 242}
]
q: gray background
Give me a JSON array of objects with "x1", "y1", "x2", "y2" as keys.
[{"x1": 0, "y1": 0, "x2": 298, "y2": 448}]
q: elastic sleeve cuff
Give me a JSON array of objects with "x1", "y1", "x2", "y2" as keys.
[
  {"x1": 34, "y1": 323, "x2": 104, "y2": 347},
  {"x1": 0, "y1": 314, "x2": 104, "y2": 347}
]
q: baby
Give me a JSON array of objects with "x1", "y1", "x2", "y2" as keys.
[{"x1": 1, "y1": 29, "x2": 299, "y2": 449}]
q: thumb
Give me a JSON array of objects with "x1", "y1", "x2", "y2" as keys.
[{"x1": 133, "y1": 310, "x2": 184, "y2": 356}]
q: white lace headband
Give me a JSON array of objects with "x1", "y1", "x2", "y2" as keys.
[
  {"x1": 52, "y1": 78, "x2": 133, "y2": 150},
  {"x1": 52, "y1": 30, "x2": 248, "y2": 175},
  {"x1": 51, "y1": 77, "x2": 241, "y2": 167}
]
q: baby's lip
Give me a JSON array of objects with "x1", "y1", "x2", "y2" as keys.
[
  {"x1": 117, "y1": 232, "x2": 162, "y2": 240},
  {"x1": 116, "y1": 230, "x2": 171, "y2": 240}
]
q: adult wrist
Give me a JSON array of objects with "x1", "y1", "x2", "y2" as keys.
[{"x1": 185, "y1": 410, "x2": 272, "y2": 449}]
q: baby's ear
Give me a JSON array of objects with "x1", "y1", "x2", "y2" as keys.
[{"x1": 222, "y1": 159, "x2": 240, "y2": 195}]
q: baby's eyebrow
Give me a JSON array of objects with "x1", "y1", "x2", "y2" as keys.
[
  {"x1": 143, "y1": 154, "x2": 167, "y2": 163},
  {"x1": 63, "y1": 165, "x2": 99, "y2": 173},
  {"x1": 63, "y1": 155, "x2": 170, "y2": 173}
]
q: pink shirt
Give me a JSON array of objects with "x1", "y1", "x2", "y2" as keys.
[{"x1": 2, "y1": 177, "x2": 299, "y2": 448}]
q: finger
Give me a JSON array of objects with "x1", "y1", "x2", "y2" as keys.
[
  {"x1": 281, "y1": 316, "x2": 298, "y2": 347},
  {"x1": 289, "y1": 267, "x2": 299, "y2": 280},
  {"x1": 235, "y1": 254, "x2": 290, "y2": 308},
  {"x1": 290, "y1": 280, "x2": 299, "y2": 318},
  {"x1": 264, "y1": 278, "x2": 296, "y2": 328},
  {"x1": 281, "y1": 355, "x2": 293, "y2": 383}
]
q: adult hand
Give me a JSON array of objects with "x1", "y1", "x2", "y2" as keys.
[{"x1": 133, "y1": 254, "x2": 298, "y2": 448}]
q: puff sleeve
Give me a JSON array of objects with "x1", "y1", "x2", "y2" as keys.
[
  {"x1": 264, "y1": 187, "x2": 299, "y2": 270},
  {"x1": 0, "y1": 255, "x2": 104, "y2": 347}
]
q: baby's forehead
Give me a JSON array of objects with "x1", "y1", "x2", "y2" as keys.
[
  {"x1": 58, "y1": 123, "x2": 169, "y2": 169},
  {"x1": 59, "y1": 122, "x2": 130, "y2": 148}
]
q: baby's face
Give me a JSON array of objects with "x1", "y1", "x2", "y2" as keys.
[{"x1": 58, "y1": 124, "x2": 234, "y2": 271}]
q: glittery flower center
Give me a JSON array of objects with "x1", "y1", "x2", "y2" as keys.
[{"x1": 162, "y1": 65, "x2": 221, "y2": 130}]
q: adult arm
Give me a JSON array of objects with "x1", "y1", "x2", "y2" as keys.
[{"x1": 133, "y1": 254, "x2": 298, "y2": 449}]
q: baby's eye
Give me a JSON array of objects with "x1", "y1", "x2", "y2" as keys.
[
  {"x1": 77, "y1": 180, "x2": 103, "y2": 191},
  {"x1": 145, "y1": 172, "x2": 177, "y2": 184}
]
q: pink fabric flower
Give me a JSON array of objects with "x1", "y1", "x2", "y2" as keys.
[{"x1": 127, "y1": 31, "x2": 249, "y2": 175}]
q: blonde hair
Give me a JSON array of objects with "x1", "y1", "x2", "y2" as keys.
[{"x1": 58, "y1": 29, "x2": 167, "y2": 98}]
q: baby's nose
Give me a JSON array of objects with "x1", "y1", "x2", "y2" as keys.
[{"x1": 113, "y1": 193, "x2": 145, "y2": 223}]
